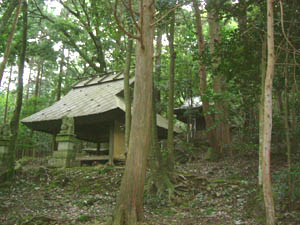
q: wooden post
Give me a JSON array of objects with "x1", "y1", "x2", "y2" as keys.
[{"x1": 108, "y1": 123, "x2": 114, "y2": 166}]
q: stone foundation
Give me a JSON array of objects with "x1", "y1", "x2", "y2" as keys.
[{"x1": 48, "y1": 135, "x2": 78, "y2": 168}]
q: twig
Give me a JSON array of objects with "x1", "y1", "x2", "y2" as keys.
[
  {"x1": 279, "y1": 0, "x2": 299, "y2": 54},
  {"x1": 279, "y1": 0, "x2": 299, "y2": 90},
  {"x1": 151, "y1": 2, "x2": 184, "y2": 26}
]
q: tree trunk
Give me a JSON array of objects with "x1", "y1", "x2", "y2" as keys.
[
  {"x1": 148, "y1": 27, "x2": 174, "y2": 198},
  {"x1": 283, "y1": 52, "x2": 292, "y2": 207},
  {"x1": 167, "y1": 11, "x2": 176, "y2": 173},
  {"x1": 154, "y1": 26, "x2": 162, "y2": 104},
  {"x1": 124, "y1": 38, "x2": 133, "y2": 154},
  {"x1": 112, "y1": 0, "x2": 154, "y2": 224},
  {"x1": 148, "y1": 85, "x2": 174, "y2": 198},
  {"x1": 0, "y1": 0, "x2": 19, "y2": 35},
  {"x1": 207, "y1": 8, "x2": 222, "y2": 158},
  {"x1": 262, "y1": 0, "x2": 276, "y2": 224},
  {"x1": 290, "y1": 83, "x2": 297, "y2": 149},
  {"x1": 25, "y1": 63, "x2": 32, "y2": 100},
  {"x1": 57, "y1": 46, "x2": 65, "y2": 101},
  {"x1": 38, "y1": 64, "x2": 44, "y2": 97},
  {"x1": 259, "y1": 36, "x2": 267, "y2": 186},
  {"x1": 52, "y1": 46, "x2": 65, "y2": 152},
  {"x1": 4, "y1": 66, "x2": 13, "y2": 123},
  {"x1": 6, "y1": 0, "x2": 27, "y2": 180},
  {"x1": 207, "y1": 6, "x2": 231, "y2": 157},
  {"x1": 0, "y1": 0, "x2": 23, "y2": 86},
  {"x1": 192, "y1": 0, "x2": 218, "y2": 152}
]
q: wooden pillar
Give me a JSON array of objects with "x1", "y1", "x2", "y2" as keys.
[{"x1": 108, "y1": 123, "x2": 114, "y2": 165}]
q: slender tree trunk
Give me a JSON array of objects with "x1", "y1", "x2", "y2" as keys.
[
  {"x1": 259, "y1": 36, "x2": 267, "y2": 186},
  {"x1": 30, "y1": 61, "x2": 42, "y2": 139},
  {"x1": 149, "y1": 86, "x2": 174, "y2": 197},
  {"x1": 52, "y1": 46, "x2": 65, "y2": 152},
  {"x1": 6, "y1": 0, "x2": 27, "y2": 180},
  {"x1": 192, "y1": 0, "x2": 217, "y2": 152},
  {"x1": 155, "y1": 26, "x2": 162, "y2": 104},
  {"x1": 0, "y1": 0, "x2": 19, "y2": 35},
  {"x1": 4, "y1": 66, "x2": 13, "y2": 123},
  {"x1": 57, "y1": 47, "x2": 65, "y2": 101},
  {"x1": 38, "y1": 64, "x2": 43, "y2": 97},
  {"x1": 283, "y1": 52, "x2": 292, "y2": 207},
  {"x1": 167, "y1": 11, "x2": 176, "y2": 173},
  {"x1": 112, "y1": 0, "x2": 154, "y2": 224},
  {"x1": 262, "y1": 0, "x2": 276, "y2": 223},
  {"x1": 124, "y1": 38, "x2": 133, "y2": 154},
  {"x1": 0, "y1": 0, "x2": 23, "y2": 86},
  {"x1": 291, "y1": 83, "x2": 297, "y2": 148},
  {"x1": 148, "y1": 27, "x2": 174, "y2": 197},
  {"x1": 25, "y1": 63, "x2": 32, "y2": 100}
]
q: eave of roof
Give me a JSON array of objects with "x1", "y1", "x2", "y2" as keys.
[{"x1": 22, "y1": 73, "x2": 126, "y2": 123}]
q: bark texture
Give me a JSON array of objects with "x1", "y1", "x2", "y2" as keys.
[
  {"x1": 4, "y1": 66, "x2": 13, "y2": 123},
  {"x1": 207, "y1": 6, "x2": 231, "y2": 157},
  {"x1": 124, "y1": 38, "x2": 133, "y2": 154},
  {"x1": 6, "y1": 0, "x2": 27, "y2": 180},
  {"x1": 112, "y1": 0, "x2": 154, "y2": 224},
  {"x1": 259, "y1": 36, "x2": 267, "y2": 186},
  {"x1": 262, "y1": 0, "x2": 276, "y2": 224},
  {"x1": 167, "y1": 11, "x2": 176, "y2": 173}
]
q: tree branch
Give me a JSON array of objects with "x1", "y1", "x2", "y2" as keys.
[
  {"x1": 121, "y1": 0, "x2": 141, "y2": 33},
  {"x1": 151, "y1": 1, "x2": 188, "y2": 26},
  {"x1": 279, "y1": 0, "x2": 299, "y2": 54},
  {"x1": 113, "y1": 0, "x2": 141, "y2": 40}
]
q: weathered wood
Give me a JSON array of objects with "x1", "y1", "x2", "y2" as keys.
[
  {"x1": 113, "y1": 120, "x2": 125, "y2": 160},
  {"x1": 108, "y1": 123, "x2": 115, "y2": 165}
]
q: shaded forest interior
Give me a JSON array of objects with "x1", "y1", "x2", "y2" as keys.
[{"x1": 0, "y1": 0, "x2": 300, "y2": 224}]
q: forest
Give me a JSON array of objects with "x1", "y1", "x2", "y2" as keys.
[{"x1": 0, "y1": 0, "x2": 300, "y2": 224}]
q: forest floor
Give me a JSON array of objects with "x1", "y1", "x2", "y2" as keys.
[{"x1": 0, "y1": 146, "x2": 300, "y2": 225}]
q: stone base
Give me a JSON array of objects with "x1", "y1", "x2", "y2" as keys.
[{"x1": 48, "y1": 135, "x2": 78, "y2": 168}]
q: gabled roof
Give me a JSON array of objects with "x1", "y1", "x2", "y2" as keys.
[
  {"x1": 22, "y1": 71, "x2": 182, "y2": 138},
  {"x1": 22, "y1": 72, "x2": 130, "y2": 122}
]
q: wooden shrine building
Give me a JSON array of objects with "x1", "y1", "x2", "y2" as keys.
[
  {"x1": 22, "y1": 72, "x2": 182, "y2": 165},
  {"x1": 174, "y1": 97, "x2": 205, "y2": 141}
]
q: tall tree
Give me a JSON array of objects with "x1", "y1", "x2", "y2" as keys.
[
  {"x1": 206, "y1": 1, "x2": 231, "y2": 158},
  {"x1": 192, "y1": 0, "x2": 218, "y2": 153},
  {"x1": 0, "y1": 0, "x2": 19, "y2": 35},
  {"x1": 258, "y1": 36, "x2": 267, "y2": 187},
  {"x1": 6, "y1": 0, "x2": 27, "y2": 180},
  {"x1": 262, "y1": 0, "x2": 276, "y2": 223},
  {"x1": 0, "y1": 0, "x2": 22, "y2": 86},
  {"x1": 124, "y1": 37, "x2": 133, "y2": 154},
  {"x1": 167, "y1": 11, "x2": 176, "y2": 173},
  {"x1": 3, "y1": 65, "x2": 13, "y2": 123},
  {"x1": 112, "y1": 0, "x2": 155, "y2": 224}
]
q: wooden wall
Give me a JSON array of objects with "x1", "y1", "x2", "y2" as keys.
[{"x1": 113, "y1": 120, "x2": 125, "y2": 160}]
